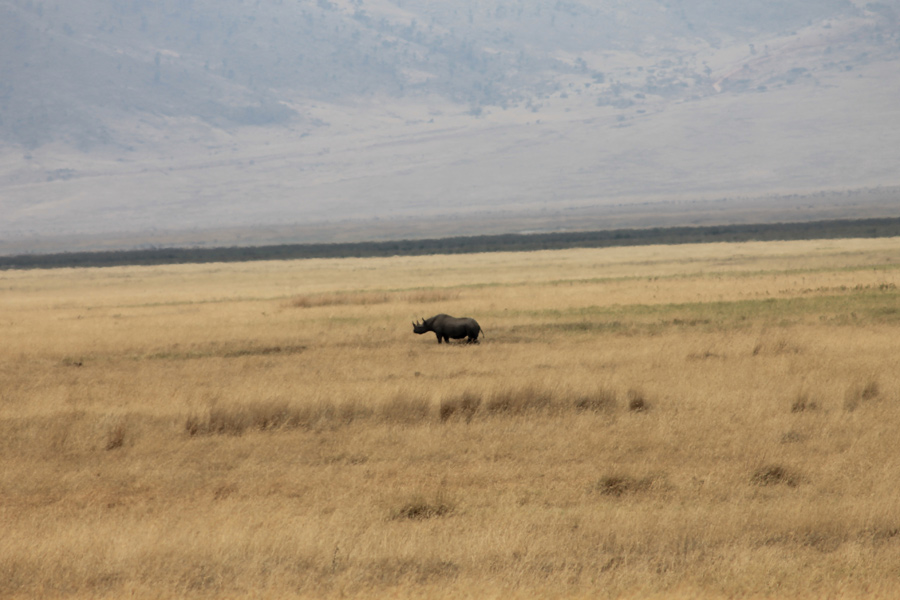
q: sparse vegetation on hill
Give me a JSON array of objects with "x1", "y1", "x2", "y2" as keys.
[{"x1": 1, "y1": 0, "x2": 869, "y2": 147}]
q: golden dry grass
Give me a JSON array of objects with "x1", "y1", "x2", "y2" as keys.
[{"x1": 2, "y1": 238, "x2": 900, "y2": 599}]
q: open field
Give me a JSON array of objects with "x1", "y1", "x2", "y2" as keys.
[{"x1": 2, "y1": 237, "x2": 900, "y2": 598}]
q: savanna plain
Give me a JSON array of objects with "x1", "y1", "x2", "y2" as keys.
[{"x1": 2, "y1": 237, "x2": 900, "y2": 599}]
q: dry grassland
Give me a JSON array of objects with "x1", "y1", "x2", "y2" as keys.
[{"x1": 2, "y1": 238, "x2": 900, "y2": 599}]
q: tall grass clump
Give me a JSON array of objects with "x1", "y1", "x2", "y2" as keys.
[
  {"x1": 844, "y1": 378, "x2": 880, "y2": 411},
  {"x1": 573, "y1": 386, "x2": 618, "y2": 413},
  {"x1": 591, "y1": 474, "x2": 659, "y2": 497},
  {"x1": 751, "y1": 464, "x2": 802, "y2": 488},
  {"x1": 104, "y1": 418, "x2": 128, "y2": 451},
  {"x1": 185, "y1": 400, "x2": 324, "y2": 436},
  {"x1": 439, "y1": 392, "x2": 482, "y2": 422},
  {"x1": 390, "y1": 490, "x2": 456, "y2": 521},
  {"x1": 790, "y1": 391, "x2": 819, "y2": 413},
  {"x1": 439, "y1": 385, "x2": 628, "y2": 422},
  {"x1": 484, "y1": 385, "x2": 555, "y2": 415},
  {"x1": 626, "y1": 388, "x2": 650, "y2": 412},
  {"x1": 185, "y1": 394, "x2": 437, "y2": 436},
  {"x1": 380, "y1": 394, "x2": 432, "y2": 424}
]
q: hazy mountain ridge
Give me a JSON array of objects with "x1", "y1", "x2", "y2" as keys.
[
  {"x1": 3, "y1": 0, "x2": 884, "y2": 148},
  {"x1": 1, "y1": 0, "x2": 899, "y2": 253}
]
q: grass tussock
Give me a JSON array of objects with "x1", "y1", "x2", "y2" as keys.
[
  {"x1": 780, "y1": 430, "x2": 807, "y2": 444},
  {"x1": 844, "y1": 378, "x2": 881, "y2": 411},
  {"x1": 104, "y1": 419, "x2": 128, "y2": 451},
  {"x1": 391, "y1": 498, "x2": 455, "y2": 521},
  {"x1": 574, "y1": 387, "x2": 618, "y2": 413},
  {"x1": 751, "y1": 464, "x2": 802, "y2": 488},
  {"x1": 752, "y1": 337, "x2": 802, "y2": 356},
  {"x1": 591, "y1": 474, "x2": 661, "y2": 497},
  {"x1": 626, "y1": 388, "x2": 650, "y2": 412},
  {"x1": 483, "y1": 385, "x2": 555, "y2": 415},
  {"x1": 790, "y1": 392, "x2": 819, "y2": 413},
  {"x1": 439, "y1": 392, "x2": 481, "y2": 422}
]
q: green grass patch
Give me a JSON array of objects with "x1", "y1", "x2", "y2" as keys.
[{"x1": 514, "y1": 287, "x2": 900, "y2": 336}]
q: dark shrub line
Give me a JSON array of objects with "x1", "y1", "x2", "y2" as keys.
[{"x1": 6, "y1": 217, "x2": 900, "y2": 270}]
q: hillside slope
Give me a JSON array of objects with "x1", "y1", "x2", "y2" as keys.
[{"x1": 1, "y1": 0, "x2": 899, "y2": 252}]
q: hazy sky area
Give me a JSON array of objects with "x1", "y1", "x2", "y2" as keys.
[{"x1": 1, "y1": 0, "x2": 899, "y2": 253}]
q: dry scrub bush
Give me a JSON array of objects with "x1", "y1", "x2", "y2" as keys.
[
  {"x1": 591, "y1": 474, "x2": 660, "y2": 497},
  {"x1": 751, "y1": 464, "x2": 802, "y2": 487},
  {"x1": 104, "y1": 419, "x2": 128, "y2": 451},
  {"x1": 573, "y1": 387, "x2": 618, "y2": 413},
  {"x1": 844, "y1": 378, "x2": 881, "y2": 412},
  {"x1": 439, "y1": 392, "x2": 481, "y2": 422},
  {"x1": 390, "y1": 492, "x2": 456, "y2": 521},
  {"x1": 483, "y1": 385, "x2": 555, "y2": 415},
  {"x1": 626, "y1": 388, "x2": 650, "y2": 412},
  {"x1": 780, "y1": 429, "x2": 807, "y2": 444},
  {"x1": 790, "y1": 391, "x2": 819, "y2": 413},
  {"x1": 34, "y1": 411, "x2": 145, "y2": 455}
]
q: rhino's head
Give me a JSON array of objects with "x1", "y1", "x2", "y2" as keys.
[{"x1": 412, "y1": 318, "x2": 429, "y2": 334}]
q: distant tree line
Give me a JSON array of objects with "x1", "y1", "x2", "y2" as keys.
[{"x1": 2, "y1": 217, "x2": 899, "y2": 270}]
